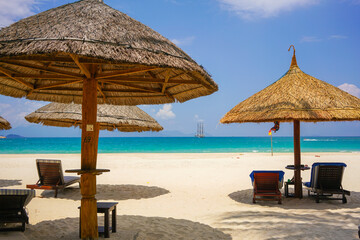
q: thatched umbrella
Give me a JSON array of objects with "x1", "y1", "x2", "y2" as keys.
[
  {"x1": 0, "y1": 0, "x2": 217, "y2": 238},
  {"x1": 0, "y1": 116, "x2": 11, "y2": 130},
  {"x1": 221, "y1": 46, "x2": 360, "y2": 198},
  {"x1": 25, "y1": 102, "x2": 163, "y2": 132}
]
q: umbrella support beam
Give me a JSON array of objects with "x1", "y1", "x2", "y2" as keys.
[
  {"x1": 293, "y1": 120, "x2": 302, "y2": 198},
  {"x1": 80, "y1": 77, "x2": 100, "y2": 239}
]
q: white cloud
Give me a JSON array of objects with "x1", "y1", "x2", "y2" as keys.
[
  {"x1": 194, "y1": 114, "x2": 203, "y2": 122},
  {"x1": 345, "y1": 0, "x2": 360, "y2": 5},
  {"x1": 156, "y1": 104, "x2": 176, "y2": 120},
  {"x1": 217, "y1": 0, "x2": 318, "y2": 19},
  {"x1": 165, "y1": 0, "x2": 180, "y2": 4},
  {"x1": 338, "y1": 83, "x2": 360, "y2": 98},
  {"x1": 329, "y1": 35, "x2": 348, "y2": 40},
  {"x1": 300, "y1": 35, "x2": 348, "y2": 43},
  {"x1": 1, "y1": 100, "x2": 46, "y2": 127},
  {"x1": 300, "y1": 36, "x2": 322, "y2": 42},
  {"x1": 0, "y1": 103, "x2": 11, "y2": 109},
  {"x1": 171, "y1": 36, "x2": 196, "y2": 46},
  {"x1": 0, "y1": 0, "x2": 38, "y2": 28},
  {"x1": 138, "y1": 105, "x2": 156, "y2": 114}
]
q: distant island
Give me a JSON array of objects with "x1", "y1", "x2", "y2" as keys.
[{"x1": 6, "y1": 134, "x2": 25, "y2": 139}]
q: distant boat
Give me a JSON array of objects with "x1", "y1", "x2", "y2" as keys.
[
  {"x1": 195, "y1": 122, "x2": 205, "y2": 138},
  {"x1": 0, "y1": 136, "x2": 5, "y2": 139}
]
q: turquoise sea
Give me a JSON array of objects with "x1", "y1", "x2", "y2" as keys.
[{"x1": 0, "y1": 137, "x2": 359, "y2": 154}]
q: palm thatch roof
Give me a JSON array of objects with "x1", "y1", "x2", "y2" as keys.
[
  {"x1": 0, "y1": 116, "x2": 11, "y2": 130},
  {"x1": 25, "y1": 103, "x2": 163, "y2": 132},
  {"x1": 0, "y1": 0, "x2": 218, "y2": 105},
  {"x1": 221, "y1": 50, "x2": 360, "y2": 123}
]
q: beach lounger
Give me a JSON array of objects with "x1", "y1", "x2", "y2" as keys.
[
  {"x1": 303, "y1": 162, "x2": 350, "y2": 203},
  {"x1": 0, "y1": 189, "x2": 35, "y2": 232},
  {"x1": 26, "y1": 159, "x2": 80, "y2": 197},
  {"x1": 250, "y1": 170, "x2": 285, "y2": 204}
]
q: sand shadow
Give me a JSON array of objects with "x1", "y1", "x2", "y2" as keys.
[
  {"x1": 0, "y1": 179, "x2": 22, "y2": 187},
  {"x1": 228, "y1": 189, "x2": 360, "y2": 210},
  {"x1": 24, "y1": 215, "x2": 232, "y2": 240},
  {"x1": 40, "y1": 184, "x2": 170, "y2": 201},
  {"x1": 216, "y1": 209, "x2": 359, "y2": 239}
]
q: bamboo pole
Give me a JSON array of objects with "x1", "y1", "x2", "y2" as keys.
[
  {"x1": 80, "y1": 77, "x2": 99, "y2": 239},
  {"x1": 271, "y1": 134, "x2": 273, "y2": 156},
  {"x1": 293, "y1": 120, "x2": 302, "y2": 198}
]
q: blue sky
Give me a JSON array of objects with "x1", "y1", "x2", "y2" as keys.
[{"x1": 0, "y1": 0, "x2": 359, "y2": 137}]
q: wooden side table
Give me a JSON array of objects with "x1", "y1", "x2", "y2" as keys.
[
  {"x1": 79, "y1": 202, "x2": 118, "y2": 238},
  {"x1": 284, "y1": 181, "x2": 295, "y2": 198},
  {"x1": 284, "y1": 181, "x2": 304, "y2": 198},
  {"x1": 285, "y1": 165, "x2": 309, "y2": 198}
]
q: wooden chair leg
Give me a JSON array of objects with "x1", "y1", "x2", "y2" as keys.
[
  {"x1": 316, "y1": 192, "x2": 320, "y2": 203},
  {"x1": 278, "y1": 193, "x2": 282, "y2": 204},
  {"x1": 342, "y1": 192, "x2": 347, "y2": 204},
  {"x1": 54, "y1": 189, "x2": 58, "y2": 198},
  {"x1": 21, "y1": 222, "x2": 25, "y2": 232}
]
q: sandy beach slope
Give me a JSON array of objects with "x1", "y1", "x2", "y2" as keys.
[{"x1": 0, "y1": 152, "x2": 359, "y2": 239}]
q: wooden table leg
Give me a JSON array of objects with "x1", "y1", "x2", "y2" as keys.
[
  {"x1": 104, "y1": 210, "x2": 110, "y2": 238},
  {"x1": 112, "y1": 206, "x2": 116, "y2": 233}
]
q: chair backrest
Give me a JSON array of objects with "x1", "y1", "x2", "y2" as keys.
[
  {"x1": 36, "y1": 159, "x2": 65, "y2": 186},
  {"x1": 0, "y1": 195, "x2": 28, "y2": 211},
  {"x1": 254, "y1": 172, "x2": 279, "y2": 191},
  {"x1": 0, "y1": 189, "x2": 35, "y2": 210},
  {"x1": 316, "y1": 165, "x2": 344, "y2": 190},
  {"x1": 250, "y1": 170, "x2": 285, "y2": 189},
  {"x1": 309, "y1": 162, "x2": 346, "y2": 189}
]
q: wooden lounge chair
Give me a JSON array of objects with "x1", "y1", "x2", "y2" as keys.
[
  {"x1": 303, "y1": 162, "x2": 350, "y2": 203},
  {"x1": 250, "y1": 171, "x2": 284, "y2": 204},
  {"x1": 0, "y1": 189, "x2": 35, "y2": 232},
  {"x1": 26, "y1": 159, "x2": 80, "y2": 197}
]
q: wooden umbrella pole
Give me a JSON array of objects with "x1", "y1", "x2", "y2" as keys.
[
  {"x1": 293, "y1": 120, "x2": 302, "y2": 198},
  {"x1": 80, "y1": 76, "x2": 99, "y2": 239}
]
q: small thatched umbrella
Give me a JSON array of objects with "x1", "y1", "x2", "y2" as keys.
[
  {"x1": 221, "y1": 46, "x2": 360, "y2": 198},
  {"x1": 25, "y1": 102, "x2": 163, "y2": 132},
  {"x1": 0, "y1": 116, "x2": 11, "y2": 130},
  {"x1": 0, "y1": 0, "x2": 217, "y2": 238}
]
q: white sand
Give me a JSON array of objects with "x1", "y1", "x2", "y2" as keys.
[{"x1": 0, "y1": 152, "x2": 359, "y2": 239}]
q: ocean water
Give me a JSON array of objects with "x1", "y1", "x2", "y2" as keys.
[{"x1": 0, "y1": 137, "x2": 359, "y2": 154}]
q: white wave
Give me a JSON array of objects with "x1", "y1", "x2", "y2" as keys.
[{"x1": 303, "y1": 138, "x2": 337, "y2": 142}]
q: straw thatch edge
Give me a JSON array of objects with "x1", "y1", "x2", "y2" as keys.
[{"x1": 0, "y1": 116, "x2": 11, "y2": 130}]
